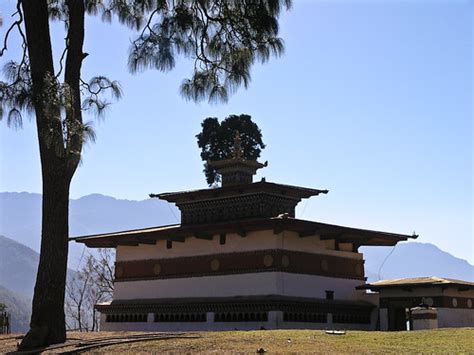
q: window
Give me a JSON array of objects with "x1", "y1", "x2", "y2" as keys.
[
  {"x1": 283, "y1": 312, "x2": 327, "y2": 323},
  {"x1": 154, "y1": 313, "x2": 206, "y2": 322},
  {"x1": 166, "y1": 240, "x2": 172, "y2": 249},
  {"x1": 214, "y1": 312, "x2": 268, "y2": 322},
  {"x1": 219, "y1": 233, "x2": 226, "y2": 245},
  {"x1": 106, "y1": 314, "x2": 147, "y2": 323},
  {"x1": 326, "y1": 290, "x2": 334, "y2": 300}
]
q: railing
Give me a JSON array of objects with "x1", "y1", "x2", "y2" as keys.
[{"x1": 0, "y1": 312, "x2": 10, "y2": 334}]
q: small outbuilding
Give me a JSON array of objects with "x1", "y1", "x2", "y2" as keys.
[{"x1": 357, "y1": 277, "x2": 474, "y2": 330}]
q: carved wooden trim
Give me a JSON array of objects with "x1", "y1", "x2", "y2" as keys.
[
  {"x1": 114, "y1": 249, "x2": 366, "y2": 281},
  {"x1": 380, "y1": 296, "x2": 474, "y2": 309}
]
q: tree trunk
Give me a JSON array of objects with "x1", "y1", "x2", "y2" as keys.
[
  {"x1": 19, "y1": 175, "x2": 71, "y2": 349},
  {"x1": 18, "y1": 0, "x2": 83, "y2": 349}
]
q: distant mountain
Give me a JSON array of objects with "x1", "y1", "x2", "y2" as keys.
[
  {"x1": 0, "y1": 192, "x2": 179, "y2": 267},
  {"x1": 361, "y1": 242, "x2": 474, "y2": 282},
  {"x1": 0, "y1": 235, "x2": 39, "y2": 297},
  {"x1": 0, "y1": 285, "x2": 31, "y2": 333}
]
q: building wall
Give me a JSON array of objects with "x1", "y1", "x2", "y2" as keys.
[
  {"x1": 99, "y1": 311, "x2": 374, "y2": 332},
  {"x1": 378, "y1": 286, "x2": 474, "y2": 330},
  {"x1": 116, "y1": 230, "x2": 362, "y2": 262},
  {"x1": 113, "y1": 272, "x2": 366, "y2": 300},
  {"x1": 379, "y1": 308, "x2": 388, "y2": 331},
  {"x1": 437, "y1": 308, "x2": 474, "y2": 328},
  {"x1": 106, "y1": 228, "x2": 374, "y2": 331},
  {"x1": 376, "y1": 287, "x2": 474, "y2": 299}
]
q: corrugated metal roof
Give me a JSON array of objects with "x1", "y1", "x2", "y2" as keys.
[{"x1": 358, "y1": 277, "x2": 474, "y2": 290}]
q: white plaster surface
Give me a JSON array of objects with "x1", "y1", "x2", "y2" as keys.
[
  {"x1": 437, "y1": 308, "x2": 474, "y2": 328},
  {"x1": 113, "y1": 272, "x2": 365, "y2": 300},
  {"x1": 116, "y1": 230, "x2": 363, "y2": 262}
]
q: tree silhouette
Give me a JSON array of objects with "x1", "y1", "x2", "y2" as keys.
[
  {"x1": 197, "y1": 114, "x2": 265, "y2": 186},
  {"x1": 0, "y1": 0, "x2": 291, "y2": 349}
]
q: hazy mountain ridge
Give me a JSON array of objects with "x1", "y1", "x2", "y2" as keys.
[
  {"x1": 0, "y1": 285, "x2": 31, "y2": 333},
  {"x1": 0, "y1": 235, "x2": 39, "y2": 297},
  {"x1": 0, "y1": 192, "x2": 179, "y2": 268},
  {"x1": 362, "y1": 242, "x2": 473, "y2": 282}
]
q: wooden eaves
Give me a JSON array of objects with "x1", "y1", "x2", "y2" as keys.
[{"x1": 71, "y1": 216, "x2": 418, "y2": 248}]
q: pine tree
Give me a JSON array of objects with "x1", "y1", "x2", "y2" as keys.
[{"x1": 197, "y1": 114, "x2": 265, "y2": 185}]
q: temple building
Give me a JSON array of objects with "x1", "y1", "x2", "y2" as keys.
[
  {"x1": 358, "y1": 277, "x2": 474, "y2": 330},
  {"x1": 74, "y1": 138, "x2": 418, "y2": 331}
]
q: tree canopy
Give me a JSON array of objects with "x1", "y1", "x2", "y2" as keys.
[{"x1": 197, "y1": 114, "x2": 265, "y2": 186}]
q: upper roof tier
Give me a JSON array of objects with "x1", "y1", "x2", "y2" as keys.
[
  {"x1": 149, "y1": 131, "x2": 328, "y2": 225},
  {"x1": 151, "y1": 180, "x2": 328, "y2": 225},
  {"x1": 154, "y1": 180, "x2": 328, "y2": 203},
  {"x1": 208, "y1": 131, "x2": 267, "y2": 186},
  {"x1": 208, "y1": 158, "x2": 267, "y2": 186}
]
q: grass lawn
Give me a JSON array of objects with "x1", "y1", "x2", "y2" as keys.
[
  {"x1": 0, "y1": 328, "x2": 473, "y2": 353},
  {"x1": 95, "y1": 328, "x2": 474, "y2": 353}
]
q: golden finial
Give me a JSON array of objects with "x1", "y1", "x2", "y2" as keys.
[{"x1": 231, "y1": 130, "x2": 244, "y2": 159}]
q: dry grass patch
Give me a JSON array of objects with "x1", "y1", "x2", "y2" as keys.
[
  {"x1": 0, "y1": 328, "x2": 472, "y2": 354},
  {"x1": 90, "y1": 328, "x2": 474, "y2": 354}
]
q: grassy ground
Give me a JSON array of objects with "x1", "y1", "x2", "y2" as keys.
[{"x1": 1, "y1": 328, "x2": 473, "y2": 353}]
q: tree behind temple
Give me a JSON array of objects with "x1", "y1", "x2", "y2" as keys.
[{"x1": 197, "y1": 114, "x2": 265, "y2": 186}]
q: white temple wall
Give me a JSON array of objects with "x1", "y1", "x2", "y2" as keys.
[
  {"x1": 280, "y1": 273, "x2": 365, "y2": 300},
  {"x1": 437, "y1": 308, "x2": 474, "y2": 328},
  {"x1": 116, "y1": 230, "x2": 363, "y2": 262},
  {"x1": 113, "y1": 272, "x2": 365, "y2": 301}
]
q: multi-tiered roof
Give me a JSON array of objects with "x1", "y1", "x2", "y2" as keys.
[{"x1": 74, "y1": 133, "x2": 417, "y2": 248}]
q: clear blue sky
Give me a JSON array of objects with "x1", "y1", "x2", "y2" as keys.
[{"x1": 1, "y1": 0, "x2": 472, "y2": 263}]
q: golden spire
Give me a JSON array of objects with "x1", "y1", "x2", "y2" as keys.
[{"x1": 231, "y1": 130, "x2": 244, "y2": 159}]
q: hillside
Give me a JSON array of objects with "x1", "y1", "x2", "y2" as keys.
[
  {"x1": 0, "y1": 235, "x2": 39, "y2": 297},
  {"x1": 361, "y1": 242, "x2": 474, "y2": 282},
  {"x1": 0, "y1": 285, "x2": 31, "y2": 333},
  {"x1": 0, "y1": 192, "x2": 179, "y2": 267}
]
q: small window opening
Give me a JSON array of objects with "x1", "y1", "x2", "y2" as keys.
[
  {"x1": 219, "y1": 233, "x2": 226, "y2": 245},
  {"x1": 325, "y1": 290, "x2": 334, "y2": 300},
  {"x1": 166, "y1": 240, "x2": 172, "y2": 249}
]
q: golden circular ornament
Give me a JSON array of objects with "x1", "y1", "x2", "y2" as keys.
[
  {"x1": 153, "y1": 263, "x2": 162, "y2": 275},
  {"x1": 210, "y1": 259, "x2": 220, "y2": 271},
  {"x1": 321, "y1": 259, "x2": 329, "y2": 272},
  {"x1": 263, "y1": 254, "x2": 274, "y2": 267}
]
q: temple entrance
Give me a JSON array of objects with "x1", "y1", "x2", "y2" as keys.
[
  {"x1": 383, "y1": 297, "x2": 420, "y2": 330},
  {"x1": 388, "y1": 307, "x2": 408, "y2": 331}
]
